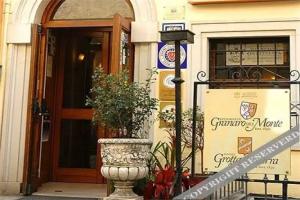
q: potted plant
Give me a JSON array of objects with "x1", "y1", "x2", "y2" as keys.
[
  {"x1": 143, "y1": 108, "x2": 205, "y2": 199},
  {"x1": 86, "y1": 67, "x2": 158, "y2": 200}
]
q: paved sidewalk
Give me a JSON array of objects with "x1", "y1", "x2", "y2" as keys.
[
  {"x1": 19, "y1": 196, "x2": 97, "y2": 200},
  {"x1": 0, "y1": 196, "x2": 98, "y2": 200},
  {"x1": 0, "y1": 195, "x2": 20, "y2": 200}
]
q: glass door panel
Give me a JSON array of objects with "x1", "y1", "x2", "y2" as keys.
[
  {"x1": 53, "y1": 30, "x2": 110, "y2": 183},
  {"x1": 59, "y1": 119, "x2": 97, "y2": 169},
  {"x1": 63, "y1": 34, "x2": 103, "y2": 108}
]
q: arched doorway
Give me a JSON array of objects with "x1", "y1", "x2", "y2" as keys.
[
  {"x1": 0, "y1": 0, "x2": 157, "y2": 195},
  {"x1": 23, "y1": 0, "x2": 135, "y2": 194}
]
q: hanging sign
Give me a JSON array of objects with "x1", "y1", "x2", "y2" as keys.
[
  {"x1": 158, "y1": 23, "x2": 187, "y2": 69},
  {"x1": 204, "y1": 89, "x2": 291, "y2": 174}
]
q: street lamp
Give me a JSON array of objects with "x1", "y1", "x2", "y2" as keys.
[{"x1": 160, "y1": 30, "x2": 195, "y2": 196}]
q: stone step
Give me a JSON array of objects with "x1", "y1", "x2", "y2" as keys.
[
  {"x1": 206, "y1": 191, "x2": 246, "y2": 200},
  {"x1": 18, "y1": 196, "x2": 98, "y2": 200}
]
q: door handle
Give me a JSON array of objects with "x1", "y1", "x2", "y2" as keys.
[
  {"x1": 40, "y1": 98, "x2": 49, "y2": 116},
  {"x1": 33, "y1": 98, "x2": 49, "y2": 116}
]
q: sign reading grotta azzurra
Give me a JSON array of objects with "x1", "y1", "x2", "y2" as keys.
[{"x1": 204, "y1": 89, "x2": 290, "y2": 174}]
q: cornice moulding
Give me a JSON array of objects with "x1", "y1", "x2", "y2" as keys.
[{"x1": 189, "y1": 0, "x2": 288, "y2": 5}]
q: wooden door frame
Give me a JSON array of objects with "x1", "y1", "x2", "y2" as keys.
[
  {"x1": 22, "y1": 24, "x2": 46, "y2": 195},
  {"x1": 23, "y1": 0, "x2": 133, "y2": 192},
  {"x1": 23, "y1": 20, "x2": 129, "y2": 193}
]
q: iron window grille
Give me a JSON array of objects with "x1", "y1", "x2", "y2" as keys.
[{"x1": 209, "y1": 37, "x2": 290, "y2": 88}]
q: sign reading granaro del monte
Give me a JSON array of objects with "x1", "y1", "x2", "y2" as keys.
[{"x1": 204, "y1": 89, "x2": 290, "y2": 174}]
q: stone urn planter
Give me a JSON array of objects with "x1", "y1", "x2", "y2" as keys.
[{"x1": 99, "y1": 138, "x2": 152, "y2": 200}]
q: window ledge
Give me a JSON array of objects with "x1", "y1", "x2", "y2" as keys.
[{"x1": 189, "y1": 0, "x2": 285, "y2": 5}]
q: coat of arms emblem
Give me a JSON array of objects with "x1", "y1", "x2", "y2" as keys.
[
  {"x1": 240, "y1": 101, "x2": 257, "y2": 120},
  {"x1": 157, "y1": 43, "x2": 187, "y2": 69},
  {"x1": 238, "y1": 137, "x2": 252, "y2": 155}
]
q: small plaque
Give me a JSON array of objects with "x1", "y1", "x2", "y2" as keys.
[
  {"x1": 226, "y1": 44, "x2": 240, "y2": 66},
  {"x1": 259, "y1": 43, "x2": 275, "y2": 65},
  {"x1": 159, "y1": 101, "x2": 175, "y2": 128},
  {"x1": 159, "y1": 71, "x2": 175, "y2": 101},
  {"x1": 163, "y1": 6, "x2": 185, "y2": 20},
  {"x1": 162, "y1": 23, "x2": 185, "y2": 31},
  {"x1": 158, "y1": 42, "x2": 187, "y2": 69}
]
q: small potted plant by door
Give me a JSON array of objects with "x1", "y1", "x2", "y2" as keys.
[{"x1": 86, "y1": 67, "x2": 158, "y2": 200}]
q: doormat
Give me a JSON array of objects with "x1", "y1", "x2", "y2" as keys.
[{"x1": 19, "y1": 196, "x2": 98, "y2": 200}]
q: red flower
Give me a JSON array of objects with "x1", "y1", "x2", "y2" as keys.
[
  {"x1": 182, "y1": 169, "x2": 190, "y2": 190},
  {"x1": 144, "y1": 181, "x2": 154, "y2": 200},
  {"x1": 154, "y1": 165, "x2": 175, "y2": 199}
]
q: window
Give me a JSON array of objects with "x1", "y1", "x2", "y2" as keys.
[{"x1": 209, "y1": 37, "x2": 290, "y2": 84}]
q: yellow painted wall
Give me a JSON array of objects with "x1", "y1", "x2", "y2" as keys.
[
  {"x1": 187, "y1": 0, "x2": 300, "y2": 22},
  {"x1": 156, "y1": 0, "x2": 300, "y2": 22},
  {"x1": 153, "y1": 0, "x2": 300, "y2": 198}
]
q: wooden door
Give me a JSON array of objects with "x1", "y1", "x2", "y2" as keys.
[
  {"x1": 24, "y1": 15, "x2": 133, "y2": 191},
  {"x1": 22, "y1": 24, "x2": 47, "y2": 194},
  {"x1": 52, "y1": 29, "x2": 110, "y2": 183}
]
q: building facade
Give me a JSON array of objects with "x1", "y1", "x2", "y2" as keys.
[{"x1": 0, "y1": 0, "x2": 300, "y2": 197}]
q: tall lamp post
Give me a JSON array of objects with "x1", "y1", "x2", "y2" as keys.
[{"x1": 160, "y1": 30, "x2": 195, "y2": 196}]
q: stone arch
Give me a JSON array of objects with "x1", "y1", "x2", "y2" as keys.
[{"x1": 0, "y1": 0, "x2": 158, "y2": 195}]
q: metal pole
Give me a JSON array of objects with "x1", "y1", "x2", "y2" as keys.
[
  {"x1": 173, "y1": 40, "x2": 184, "y2": 196},
  {"x1": 263, "y1": 174, "x2": 268, "y2": 200},
  {"x1": 282, "y1": 175, "x2": 288, "y2": 200},
  {"x1": 244, "y1": 174, "x2": 249, "y2": 200},
  {"x1": 191, "y1": 82, "x2": 198, "y2": 177}
]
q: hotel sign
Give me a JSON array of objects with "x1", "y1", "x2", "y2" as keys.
[{"x1": 204, "y1": 89, "x2": 291, "y2": 174}]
